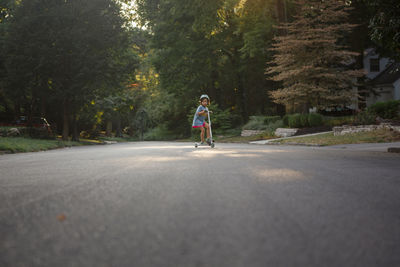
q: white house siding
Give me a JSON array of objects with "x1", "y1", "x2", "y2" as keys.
[
  {"x1": 367, "y1": 85, "x2": 395, "y2": 106},
  {"x1": 363, "y1": 49, "x2": 391, "y2": 80}
]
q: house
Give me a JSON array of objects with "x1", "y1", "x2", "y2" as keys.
[{"x1": 363, "y1": 48, "x2": 400, "y2": 106}]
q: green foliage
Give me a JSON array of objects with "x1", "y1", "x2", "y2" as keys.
[
  {"x1": 242, "y1": 116, "x2": 268, "y2": 130},
  {"x1": 308, "y1": 113, "x2": 323, "y2": 127},
  {"x1": 242, "y1": 115, "x2": 283, "y2": 136},
  {"x1": 0, "y1": 137, "x2": 83, "y2": 153},
  {"x1": 284, "y1": 113, "x2": 326, "y2": 128},
  {"x1": 135, "y1": 0, "x2": 277, "y2": 126},
  {"x1": 144, "y1": 125, "x2": 179, "y2": 141},
  {"x1": 354, "y1": 110, "x2": 376, "y2": 125},
  {"x1": 27, "y1": 127, "x2": 54, "y2": 140},
  {"x1": 282, "y1": 115, "x2": 289, "y2": 127},
  {"x1": 300, "y1": 114, "x2": 309, "y2": 128},
  {"x1": 264, "y1": 116, "x2": 281, "y2": 125},
  {"x1": 366, "y1": 0, "x2": 400, "y2": 59},
  {"x1": 367, "y1": 100, "x2": 400, "y2": 119},
  {"x1": 2, "y1": 0, "x2": 137, "y2": 139},
  {"x1": 287, "y1": 114, "x2": 302, "y2": 128},
  {"x1": 264, "y1": 119, "x2": 284, "y2": 136},
  {"x1": 323, "y1": 116, "x2": 354, "y2": 127}
]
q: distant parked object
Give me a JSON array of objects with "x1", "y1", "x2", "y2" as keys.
[{"x1": 0, "y1": 116, "x2": 52, "y2": 134}]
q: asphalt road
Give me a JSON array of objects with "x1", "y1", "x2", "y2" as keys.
[{"x1": 1, "y1": 142, "x2": 399, "y2": 267}]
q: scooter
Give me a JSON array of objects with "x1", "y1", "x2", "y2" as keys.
[{"x1": 195, "y1": 108, "x2": 215, "y2": 148}]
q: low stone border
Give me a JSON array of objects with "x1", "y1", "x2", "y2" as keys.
[
  {"x1": 241, "y1": 130, "x2": 264, "y2": 137},
  {"x1": 333, "y1": 123, "x2": 400, "y2": 136},
  {"x1": 274, "y1": 128, "x2": 298, "y2": 137}
]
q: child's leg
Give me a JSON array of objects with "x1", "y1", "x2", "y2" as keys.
[
  {"x1": 200, "y1": 127, "x2": 205, "y2": 142},
  {"x1": 204, "y1": 122, "x2": 210, "y2": 139}
]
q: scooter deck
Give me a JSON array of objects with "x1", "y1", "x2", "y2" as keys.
[{"x1": 194, "y1": 142, "x2": 215, "y2": 148}]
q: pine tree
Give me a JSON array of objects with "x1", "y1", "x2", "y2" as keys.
[{"x1": 267, "y1": 0, "x2": 364, "y2": 113}]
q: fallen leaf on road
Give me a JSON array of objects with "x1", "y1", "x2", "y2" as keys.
[{"x1": 57, "y1": 214, "x2": 66, "y2": 222}]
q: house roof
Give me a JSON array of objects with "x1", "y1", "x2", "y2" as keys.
[{"x1": 370, "y1": 62, "x2": 400, "y2": 86}]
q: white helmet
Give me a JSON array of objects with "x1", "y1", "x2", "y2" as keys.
[{"x1": 200, "y1": 94, "x2": 210, "y2": 101}]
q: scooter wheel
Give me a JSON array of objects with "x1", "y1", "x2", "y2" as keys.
[
  {"x1": 211, "y1": 143, "x2": 215, "y2": 148},
  {"x1": 195, "y1": 144, "x2": 198, "y2": 148}
]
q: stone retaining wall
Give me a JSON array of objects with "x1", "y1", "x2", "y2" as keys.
[
  {"x1": 274, "y1": 128, "x2": 298, "y2": 137},
  {"x1": 333, "y1": 123, "x2": 400, "y2": 136},
  {"x1": 241, "y1": 130, "x2": 264, "y2": 137}
]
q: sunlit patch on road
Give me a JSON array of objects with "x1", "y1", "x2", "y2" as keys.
[
  {"x1": 123, "y1": 145, "x2": 195, "y2": 150},
  {"x1": 109, "y1": 156, "x2": 188, "y2": 167},
  {"x1": 189, "y1": 149, "x2": 238, "y2": 158},
  {"x1": 225, "y1": 153, "x2": 261, "y2": 158},
  {"x1": 253, "y1": 168, "x2": 306, "y2": 182}
]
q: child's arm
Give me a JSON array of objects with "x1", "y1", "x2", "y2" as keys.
[{"x1": 198, "y1": 110, "x2": 208, "y2": 116}]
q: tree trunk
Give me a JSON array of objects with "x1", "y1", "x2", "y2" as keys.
[
  {"x1": 71, "y1": 112, "x2": 79, "y2": 142},
  {"x1": 106, "y1": 120, "x2": 113, "y2": 137},
  {"x1": 62, "y1": 99, "x2": 69, "y2": 141},
  {"x1": 115, "y1": 113, "x2": 122, "y2": 137},
  {"x1": 275, "y1": 0, "x2": 288, "y2": 23},
  {"x1": 237, "y1": 74, "x2": 249, "y2": 123}
]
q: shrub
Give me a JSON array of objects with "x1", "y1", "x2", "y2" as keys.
[
  {"x1": 282, "y1": 115, "x2": 289, "y2": 127},
  {"x1": 288, "y1": 114, "x2": 303, "y2": 128},
  {"x1": 264, "y1": 116, "x2": 281, "y2": 125},
  {"x1": 80, "y1": 128, "x2": 101, "y2": 139},
  {"x1": 27, "y1": 127, "x2": 54, "y2": 139},
  {"x1": 354, "y1": 110, "x2": 376, "y2": 125},
  {"x1": 242, "y1": 116, "x2": 268, "y2": 130},
  {"x1": 308, "y1": 113, "x2": 323, "y2": 127},
  {"x1": 300, "y1": 114, "x2": 309, "y2": 127},
  {"x1": 323, "y1": 116, "x2": 354, "y2": 127},
  {"x1": 265, "y1": 120, "x2": 284, "y2": 135},
  {"x1": 144, "y1": 125, "x2": 178, "y2": 141},
  {"x1": 367, "y1": 100, "x2": 400, "y2": 119}
]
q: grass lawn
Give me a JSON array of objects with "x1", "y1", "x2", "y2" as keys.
[
  {"x1": 0, "y1": 137, "x2": 94, "y2": 153},
  {"x1": 271, "y1": 129, "x2": 400, "y2": 146}
]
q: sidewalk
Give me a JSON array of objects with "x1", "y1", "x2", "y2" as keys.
[
  {"x1": 250, "y1": 131, "x2": 400, "y2": 153},
  {"x1": 250, "y1": 131, "x2": 333, "y2": 145}
]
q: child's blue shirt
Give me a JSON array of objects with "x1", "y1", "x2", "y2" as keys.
[{"x1": 192, "y1": 105, "x2": 207, "y2": 127}]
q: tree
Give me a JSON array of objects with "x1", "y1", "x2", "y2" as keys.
[
  {"x1": 135, "y1": 0, "x2": 281, "y2": 135},
  {"x1": 267, "y1": 0, "x2": 363, "y2": 113},
  {"x1": 366, "y1": 0, "x2": 400, "y2": 59},
  {"x1": 4, "y1": 0, "x2": 136, "y2": 140}
]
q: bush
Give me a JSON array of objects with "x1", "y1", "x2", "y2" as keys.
[
  {"x1": 27, "y1": 127, "x2": 54, "y2": 139},
  {"x1": 300, "y1": 114, "x2": 309, "y2": 127},
  {"x1": 323, "y1": 116, "x2": 354, "y2": 127},
  {"x1": 367, "y1": 100, "x2": 400, "y2": 119},
  {"x1": 265, "y1": 120, "x2": 284, "y2": 135},
  {"x1": 354, "y1": 110, "x2": 376, "y2": 125},
  {"x1": 264, "y1": 116, "x2": 281, "y2": 125},
  {"x1": 80, "y1": 128, "x2": 101, "y2": 139},
  {"x1": 282, "y1": 115, "x2": 289, "y2": 127},
  {"x1": 242, "y1": 116, "x2": 268, "y2": 130},
  {"x1": 308, "y1": 113, "x2": 323, "y2": 127},
  {"x1": 144, "y1": 125, "x2": 178, "y2": 141},
  {"x1": 288, "y1": 114, "x2": 303, "y2": 128}
]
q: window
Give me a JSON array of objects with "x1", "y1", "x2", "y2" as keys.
[{"x1": 370, "y1": 58, "x2": 380, "y2": 72}]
